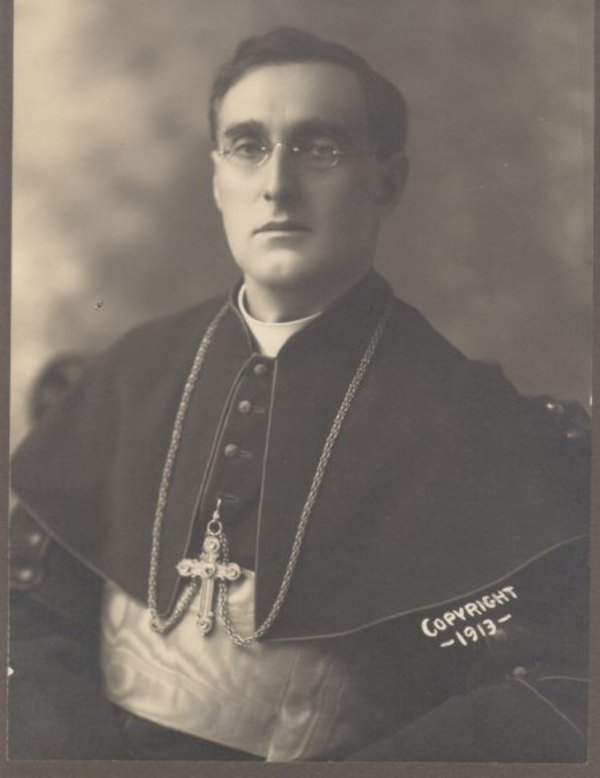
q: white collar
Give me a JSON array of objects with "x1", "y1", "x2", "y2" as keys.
[{"x1": 237, "y1": 285, "x2": 322, "y2": 358}]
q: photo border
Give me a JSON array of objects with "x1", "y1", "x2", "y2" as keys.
[{"x1": 1, "y1": 1, "x2": 597, "y2": 775}]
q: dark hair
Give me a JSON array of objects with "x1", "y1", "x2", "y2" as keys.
[{"x1": 209, "y1": 27, "x2": 408, "y2": 158}]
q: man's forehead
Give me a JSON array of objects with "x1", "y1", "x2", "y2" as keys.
[{"x1": 215, "y1": 62, "x2": 370, "y2": 138}]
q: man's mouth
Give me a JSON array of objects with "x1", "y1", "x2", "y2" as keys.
[{"x1": 254, "y1": 220, "x2": 310, "y2": 234}]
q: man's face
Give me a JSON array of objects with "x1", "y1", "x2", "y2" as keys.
[{"x1": 212, "y1": 62, "x2": 403, "y2": 298}]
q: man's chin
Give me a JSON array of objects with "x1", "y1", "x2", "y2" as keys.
[
  {"x1": 239, "y1": 251, "x2": 370, "y2": 298},
  {"x1": 243, "y1": 258, "x2": 322, "y2": 291}
]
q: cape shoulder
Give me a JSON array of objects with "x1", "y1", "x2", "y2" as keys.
[{"x1": 10, "y1": 287, "x2": 589, "y2": 640}]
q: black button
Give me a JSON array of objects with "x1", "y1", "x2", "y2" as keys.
[
  {"x1": 16, "y1": 568, "x2": 35, "y2": 583},
  {"x1": 223, "y1": 443, "x2": 239, "y2": 458},
  {"x1": 238, "y1": 400, "x2": 252, "y2": 414},
  {"x1": 27, "y1": 532, "x2": 44, "y2": 546},
  {"x1": 253, "y1": 363, "x2": 268, "y2": 377}
]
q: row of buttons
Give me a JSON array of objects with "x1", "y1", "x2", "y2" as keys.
[
  {"x1": 199, "y1": 359, "x2": 274, "y2": 567},
  {"x1": 222, "y1": 361, "x2": 271, "y2": 459}
]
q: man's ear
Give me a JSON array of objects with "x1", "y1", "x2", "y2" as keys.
[
  {"x1": 211, "y1": 150, "x2": 222, "y2": 212},
  {"x1": 375, "y1": 153, "x2": 409, "y2": 210}
]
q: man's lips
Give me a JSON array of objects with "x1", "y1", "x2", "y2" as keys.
[{"x1": 254, "y1": 220, "x2": 310, "y2": 234}]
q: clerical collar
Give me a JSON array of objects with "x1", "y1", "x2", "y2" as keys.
[{"x1": 237, "y1": 285, "x2": 323, "y2": 358}]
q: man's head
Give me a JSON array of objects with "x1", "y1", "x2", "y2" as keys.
[
  {"x1": 209, "y1": 27, "x2": 408, "y2": 160},
  {"x1": 210, "y1": 28, "x2": 409, "y2": 315}
]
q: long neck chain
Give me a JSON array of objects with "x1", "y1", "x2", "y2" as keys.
[{"x1": 148, "y1": 294, "x2": 393, "y2": 644}]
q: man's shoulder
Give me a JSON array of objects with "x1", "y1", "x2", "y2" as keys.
[
  {"x1": 94, "y1": 294, "x2": 230, "y2": 384},
  {"x1": 385, "y1": 294, "x2": 512, "y2": 404},
  {"x1": 385, "y1": 292, "x2": 589, "y2": 454},
  {"x1": 112, "y1": 294, "x2": 228, "y2": 357}
]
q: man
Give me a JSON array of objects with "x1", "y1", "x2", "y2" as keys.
[{"x1": 9, "y1": 28, "x2": 589, "y2": 762}]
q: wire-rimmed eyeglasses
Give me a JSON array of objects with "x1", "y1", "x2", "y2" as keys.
[{"x1": 215, "y1": 140, "x2": 347, "y2": 171}]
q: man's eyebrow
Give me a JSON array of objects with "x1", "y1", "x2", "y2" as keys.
[
  {"x1": 220, "y1": 119, "x2": 358, "y2": 143},
  {"x1": 221, "y1": 121, "x2": 265, "y2": 141},
  {"x1": 290, "y1": 120, "x2": 356, "y2": 143}
]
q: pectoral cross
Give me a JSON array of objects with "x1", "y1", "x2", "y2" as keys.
[{"x1": 176, "y1": 508, "x2": 242, "y2": 635}]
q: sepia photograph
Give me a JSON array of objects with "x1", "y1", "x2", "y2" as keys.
[{"x1": 5, "y1": 0, "x2": 594, "y2": 771}]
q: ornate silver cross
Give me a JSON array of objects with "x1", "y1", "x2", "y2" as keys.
[{"x1": 176, "y1": 506, "x2": 242, "y2": 635}]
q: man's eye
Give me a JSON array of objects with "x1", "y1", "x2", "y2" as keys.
[
  {"x1": 231, "y1": 140, "x2": 265, "y2": 158},
  {"x1": 302, "y1": 140, "x2": 342, "y2": 159}
]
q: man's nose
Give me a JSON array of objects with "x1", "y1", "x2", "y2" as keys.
[{"x1": 261, "y1": 143, "x2": 300, "y2": 204}]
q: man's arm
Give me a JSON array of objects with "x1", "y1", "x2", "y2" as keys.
[
  {"x1": 347, "y1": 390, "x2": 590, "y2": 763},
  {"x1": 9, "y1": 504, "x2": 129, "y2": 759},
  {"x1": 348, "y1": 531, "x2": 588, "y2": 762}
]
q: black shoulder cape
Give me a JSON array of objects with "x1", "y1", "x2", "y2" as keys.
[{"x1": 11, "y1": 272, "x2": 589, "y2": 640}]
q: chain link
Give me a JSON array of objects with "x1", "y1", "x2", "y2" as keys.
[
  {"x1": 148, "y1": 304, "x2": 229, "y2": 634},
  {"x1": 148, "y1": 295, "x2": 393, "y2": 642}
]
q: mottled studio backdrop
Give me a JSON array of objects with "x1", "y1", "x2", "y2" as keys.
[{"x1": 12, "y1": 0, "x2": 593, "y2": 448}]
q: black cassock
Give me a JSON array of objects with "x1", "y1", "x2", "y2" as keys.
[{"x1": 9, "y1": 272, "x2": 589, "y2": 761}]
